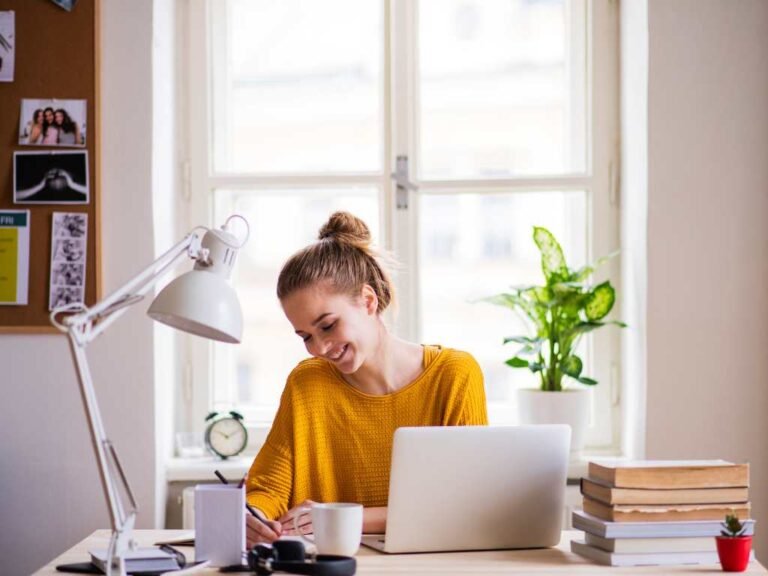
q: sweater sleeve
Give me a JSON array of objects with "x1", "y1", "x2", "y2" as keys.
[
  {"x1": 246, "y1": 380, "x2": 295, "y2": 520},
  {"x1": 440, "y1": 351, "x2": 489, "y2": 426},
  {"x1": 458, "y1": 353, "x2": 489, "y2": 425}
]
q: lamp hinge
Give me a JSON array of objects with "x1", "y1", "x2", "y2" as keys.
[
  {"x1": 181, "y1": 159, "x2": 192, "y2": 203},
  {"x1": 391, "y1": 155, "x2": 417, "y2": 210}
]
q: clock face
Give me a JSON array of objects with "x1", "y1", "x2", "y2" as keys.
[{"x1": 206, "y1": 417, "x2": 248, "y2": 459}]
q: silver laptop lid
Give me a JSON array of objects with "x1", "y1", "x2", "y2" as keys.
[{"x1": 383, "y1": 425, "x2": 570, "y2": 553}]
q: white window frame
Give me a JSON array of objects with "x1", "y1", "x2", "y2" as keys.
[{"x1": 179, "y1": 0, "x2": 621, "y2": 451}]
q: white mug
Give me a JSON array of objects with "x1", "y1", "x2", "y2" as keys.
[{"x1": 293, "y1": 502, "x2": 363, "y2": 556}]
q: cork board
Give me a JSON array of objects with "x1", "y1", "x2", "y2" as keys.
[{"x1": 0, "y1": 0, "x2": 99, "y2": 333}]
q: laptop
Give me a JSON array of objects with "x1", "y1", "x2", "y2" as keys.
[{"x1": 361, "y1": 425, "x2": 571, "y2": 553}]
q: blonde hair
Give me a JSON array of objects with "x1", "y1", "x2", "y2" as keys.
[{"x1": 277, "y1": 211, "x2": 395, "y2": 313}]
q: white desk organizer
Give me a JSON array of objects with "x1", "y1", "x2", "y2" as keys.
[{"x1": 195, "y1": 484, "x2": 245, "y2": 566}]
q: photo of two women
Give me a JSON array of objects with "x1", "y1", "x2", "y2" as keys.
[{"x1": 18, "y1": 98, "x2": 86, "y2": 147}]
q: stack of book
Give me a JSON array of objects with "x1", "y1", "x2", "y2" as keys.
[{"x1": 571, "y1": 460, "x2": 755, "y2": 567}]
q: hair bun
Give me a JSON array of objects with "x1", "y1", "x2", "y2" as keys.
[{"x1": 318, "y1": 211, "x2": 372, "y2": 246}]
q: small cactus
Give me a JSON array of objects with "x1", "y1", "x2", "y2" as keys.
[{"x1": 721, "y1": 513, "x2": 747, "y2": 538}]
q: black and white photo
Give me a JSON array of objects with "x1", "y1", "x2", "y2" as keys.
[
  {"x1": 53, "y1": 213, "x2": 87, "y2": 238},
  {"x1": 0, "y1": 11, "x2": 14, "y2": 83},
  {"x1": 49, "y1": 212, "x2": 88, "y2": 310},
  {"x1": 50, "y1": 286, "x2": 84, "y2": 309},
  {"x1": 51, "y1": 262, "x2": 84, "y2": 286},
  {"x1": 50, "y1": 0, "x2": 79, "y2": 12},
  {"x1": 52, "y1": 238, "x2": 86, "y2": 262},
  {"x1": 19, "y1": 98, "x2": 87, "y2": 146},
  {"x1": 14, "y1": 151, "x2": 89, "y2": 204}
]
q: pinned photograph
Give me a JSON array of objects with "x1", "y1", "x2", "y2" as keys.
[
  {"x1": 0, "y1": 11, "x2": 14, "y2": 83},
  {"x1": 53, "y1": 212, "x2": 87, "y2": 238},
  {"x1": 50, "y1": 286, "x2": 84, "y2": 309},
  {"x1": 51, "y1": 262, "x2": 85, "y2": 286},
  {"x1": 19, "y1": 99, "x2": 86, "y2": 146},
  {"x1": 14, "y1": 151, "x2": 89, "y2": 204},
  {"x1": 50, "y1": 0, "x2": 79, "y2": 12},
  {"x1": 53, "y1": 238, "x2": 86, "y2": 262},
  {"x1": 49, "y1": 212, "x2": 88, "y2": 310}
]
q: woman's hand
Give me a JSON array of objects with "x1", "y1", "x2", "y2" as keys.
[
  {"x1": 278, "y1": 500, "x2": 317, "y2": 536},
  {"x1": 246, "y1": 510, "x2": 283, "y2": 548}
]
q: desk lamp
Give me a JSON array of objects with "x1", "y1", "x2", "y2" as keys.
[{"x1": 51, "y1": 215, "x2": 249, "y2": 576}]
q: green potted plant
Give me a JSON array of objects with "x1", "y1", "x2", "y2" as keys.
[
  {"x1": 717, "y1": 513, "x2": 752, "y2": 572},
  {"x1": 483, "y1": 227, "x2": 625, "y2": 452}
]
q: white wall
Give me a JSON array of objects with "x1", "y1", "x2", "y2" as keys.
[
  {"x1": 0, "y1": 1, "x2": 158, "y2": 574},
  {"x1": 646, "y1": 0, "x2": 768, "y2": 559}
]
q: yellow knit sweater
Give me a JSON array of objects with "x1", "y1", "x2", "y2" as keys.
[{"x1": 246, "y1": 345, "x2": 488, "y2": 519}]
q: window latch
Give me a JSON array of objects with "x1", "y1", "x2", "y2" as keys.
[{"x1": 391, "y1": 155, "x2": 417, "y2": 210}]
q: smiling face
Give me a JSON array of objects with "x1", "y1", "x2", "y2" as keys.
[
  {"x1": 54, "y1": 111, "x2": 64, "y2": 125},
  {"x1": 281, "y1": 282, "x2": 380, "y2": 374},
  {"x1": 44, "y1": 109, "x2": 54, "y2": 124}
]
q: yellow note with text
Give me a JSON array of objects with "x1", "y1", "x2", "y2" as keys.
[{"x1": 0, "y1": 228, "x2": 19, "y2": 303}]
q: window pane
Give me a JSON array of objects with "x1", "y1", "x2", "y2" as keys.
[
  {"x1": 212, "y1": 0, "x2": 383, "y2": 173},
  {"x1": 212, "y1": 189, "x2": 380, "y2": 417},
  {"x1": 418, "y1": 0, "x2": 587, "y2": 178},
  {"x1": 418, "y1": 191, "x2": 587, "y2": 410}
]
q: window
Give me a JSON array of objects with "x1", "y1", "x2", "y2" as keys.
[{"x1": 182, "y1": 0, "x2": 620, "y2": 449}]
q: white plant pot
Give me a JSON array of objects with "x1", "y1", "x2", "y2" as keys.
[{"x1": 517, "y1": 388, "x2": 591, "y2": 454}]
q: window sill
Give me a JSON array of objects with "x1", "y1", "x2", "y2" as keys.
[
  {"x1": 165, "y1": 451, "x2": 621, "y2": 483},
  {"x1": 165, "y1": 455, "x2": 254, "y2": 482}
]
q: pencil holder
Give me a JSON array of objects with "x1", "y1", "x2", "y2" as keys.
[{"x1": 195, "y1": 484, "x2": 245, "y2": 566}]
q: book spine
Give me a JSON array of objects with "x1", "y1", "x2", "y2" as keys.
[
  {"x1": 572, "y1": 511, "x2": 756, "y2": 539},
  {"x1": 571, "y1": 540, "x2": 732, "y2": 567},
  {"x1": 612, "y1": 465, "x2": 749, "y2": 489},
  {"x1": 582, "y1": 481, "x2": 749, "y2": 506}
]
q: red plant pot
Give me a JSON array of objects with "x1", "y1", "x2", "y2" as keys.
[{"x1": 716, "y1": 536, "x2": 752, "y2": 572}]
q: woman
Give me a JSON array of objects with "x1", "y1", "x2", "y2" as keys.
[
  {"x1": 26, "y1": 109, "x2": 44, "y2": 144},
  {"x1": 41, "y1": 107, "x2": 58, "y2": 145},
  {"x1": 245, "y1": 211, "x2": 488, "y2": 546},
  {"x1": 54, "y1": 108, "x2": 82, "y2": 145}
]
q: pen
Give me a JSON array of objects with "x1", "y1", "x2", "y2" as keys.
[{"x1": 214, "y1": 470, "x2": 272, "y2": 527}]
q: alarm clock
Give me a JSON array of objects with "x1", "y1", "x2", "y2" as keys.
[{"x1": 204, "y1": 411, "x2": 248, "y2": 459}]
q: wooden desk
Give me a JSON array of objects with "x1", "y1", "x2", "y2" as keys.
[{"x1": 35, "y1": 530, "x2": 766, "y2": 574}]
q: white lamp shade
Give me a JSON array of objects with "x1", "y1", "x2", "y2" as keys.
[{"x1": 147, "y1": 269, "x2": 243, "y2": 343}]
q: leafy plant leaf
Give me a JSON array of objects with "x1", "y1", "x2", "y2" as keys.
[
  {"x1": 572, "y1": 250, "x2": 620, "y2": 281},
  {"x1": 577, "y1": 376, "x2": 598, "y2": 385},
  {"x1": 561, "y1": 355, "x2": 583, "y2": 378},
  {"x1": 505, "y1": 357, "x2": 530, "y2": 368},
  {"x1": 533, "y1": 227, "x2": 568, "y2": 283},
  {"x1": 478, "y1": 293, "x2": 522, "y2": 309},
  {"x1": 509, "y1": 284, "x2": 538, "y2": 293},
  {"x1": 503, "y1": 335, "x2": 541, "y2": 345},
  {"x1": 515, "y1": 342, "x2": 543, "y2": 356},
  {"x1": 585, "y1": 281, "x2": 616, "y2": 320},
  {"x1": 565, "y1": 321, "x2": 604, "y2": 337}
]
